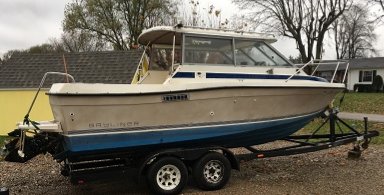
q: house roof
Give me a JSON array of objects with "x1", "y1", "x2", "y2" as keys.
[
  {"x1": 348, "y1": 57, "x2": 384, "y2": 69},
  {"x1": 0, "y1": 51, "x2": 142, "y2": 89}
]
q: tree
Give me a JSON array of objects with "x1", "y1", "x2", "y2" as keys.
[
  {"x1": 369, "y1": 0, "x2": 384, "y2": 21},
  {"x1": 1, "y1": 42, "x2": 67, "y2": 63},
  {"x1": 1, "y1": 49, "x2": 25, "y2": 62},
  {"x1": 233, "y1": 0, "x2": 351, "y2": 62},
  {"x1": 63, "y1": 0, "x2": 176, "y2": 50},
  {"x1": 333, "y1": 4, "x2": 377, "y2": 59},
  {"x1": 288, "y1": 55, "x2": 303, "y2": 64},
  {"x1": 178, "y1": 1, "x2": 229, "y2": 28},
  {"x1": 371, "y1": 0, "x2": 384, "y2": 11},
  {"x1": 28, "y1": 43, "x2": 66, "y2": 53},
  {"x1": 60, "y1": 31, "x2": 106, "y2": 52}
]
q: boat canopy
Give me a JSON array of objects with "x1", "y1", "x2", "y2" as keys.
[
  {"x1": 132, "y1": 25, "x2": 291, "y2": 83},
  {"x1": 138, "y1": 26, "x2": 277, "y2": 45}
]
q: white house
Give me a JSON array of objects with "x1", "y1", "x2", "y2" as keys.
[
  {"x1": 307, "y1": 57, "x2": 384, "y2": 91},
  {"x1": 346, "y1": 57, "x2": 384, "y2": 91}
]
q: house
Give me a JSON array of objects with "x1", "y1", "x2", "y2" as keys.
[
  {"x1": 307, "y1": 57, "x2": 384, "y2": 91},
  {"x1": 0, "y1": 51, "x2": 142, "y2": 135},
  {"x1": 346, "y1": 57, "x2": 384, "y2": 91},
  {"x1": 310, "y1": 60, "x2": 348, "y2": 83}
]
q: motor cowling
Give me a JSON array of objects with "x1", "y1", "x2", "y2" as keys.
[{"x1": 2, "y1": 129, "x2": 60, "y2": 163}]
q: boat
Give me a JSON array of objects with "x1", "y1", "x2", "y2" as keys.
[{"x1": 4, "y1": 25, "x2": 345, "y2": 162}]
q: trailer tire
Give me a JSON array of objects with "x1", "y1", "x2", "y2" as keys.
[
  {"x1": 192, "y1": 152, "x2": 231, "y2": 191},
  {"x1": 146, "y1": 156, "x2": 188, "y2": 195}
]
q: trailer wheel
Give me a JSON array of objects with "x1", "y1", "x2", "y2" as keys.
[
  {"x1": 192, "y1": 152, "x2": 231, "y2": 191},
  {"x1": 146, "y1": 156, "x2": 188, "y2": 195}
]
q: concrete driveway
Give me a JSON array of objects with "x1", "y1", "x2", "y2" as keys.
[{"x1": 338, "y1": 112, "x2": 384, "y2": 123}]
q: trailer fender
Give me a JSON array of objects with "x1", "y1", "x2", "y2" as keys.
[{"x1": 221, "y1": 148, "x2": 240, "y2": 171}]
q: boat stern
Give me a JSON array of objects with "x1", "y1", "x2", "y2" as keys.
[{"x1": 2, "y1": 120, "x2": 63, "y2": 163}]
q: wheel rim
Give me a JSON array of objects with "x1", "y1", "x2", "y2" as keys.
[
  {"x1": 203, "y1": 160, "x2": 224, "y2": 184},
  {"x1": 156, "y1": 164, "x2": 181, "y2": 191}
]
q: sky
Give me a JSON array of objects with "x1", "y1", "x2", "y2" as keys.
[
  {"x1": 0, "y1": 0, "x2": 70, "y2": 57},
  {"x1": 0, "y1": 0, "x2": 383, "y2": 60}
]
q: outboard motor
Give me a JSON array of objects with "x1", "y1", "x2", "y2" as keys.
[{"x1": 2, "y1": 129, "x2": 59, "y2": 163}]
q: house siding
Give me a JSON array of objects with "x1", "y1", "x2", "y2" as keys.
[
  {"x1": 347, "y1": 68, "x2": 384, "y2": 91},
  {"x1": 0, "y1": 90, "x2": 53, "y2": 135}
]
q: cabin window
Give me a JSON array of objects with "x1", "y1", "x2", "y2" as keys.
[
  {"x1": 184, "y1": 36, "x2": 234, "y2": 65},
  {"x1": 150, "y1": 45, "x2": 181, "y2": 71},
  {"x1": 234, "y1": 40, "x2": 291, "y2": 66}
]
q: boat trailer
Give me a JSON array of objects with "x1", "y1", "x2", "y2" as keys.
[{"x1": 50, "y1": 108, "x2": 379, "y2": 192}]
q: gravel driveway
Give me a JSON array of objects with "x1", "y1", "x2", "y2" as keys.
[{"x1": 1, "y1": 143, "x2": 383, "y2": 195}]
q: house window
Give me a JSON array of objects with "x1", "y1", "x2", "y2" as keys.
[{"x1": 359, "y1": 70, "x2": 376, "y2": 82}]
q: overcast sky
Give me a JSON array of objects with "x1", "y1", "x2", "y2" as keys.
[
  {"x1": 0, "y1": 0, "x2": 383, "y2": 59},
  {"x1": 0, "y1": 0, "x2": 70, "y2": 56}
]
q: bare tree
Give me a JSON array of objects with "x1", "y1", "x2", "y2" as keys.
[
  {"x1": 233, "y1": 0, "x2": 351, "y2": 62},
  {"x1": 177, "y1": 1, "x2": 229, "y2": 28},
  {"x1": 333, "y1": 4, "x2": 377, "y2": 59},
  {"x1": 369, "y1": 0, "x2": 384, "y2": 21},
  {"x1": 372, "y1": 0, "x2": 384, "y2": 10},
  {"x1": 1, "y1": 50, "x2": 24, "y2": 62},
  {"x1": 60, "y1": 31, "x2": 106, "y2": 52},
  {"x1": 63, "y1": 0, "x2": 175, "y2": 50}
]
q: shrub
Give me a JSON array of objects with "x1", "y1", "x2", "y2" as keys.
[
  {"x1": 372, "y1": 75, "x2": 383, "y2": 92},
  {"x1": 354, "y1": 84, "x2": 372, "y2": 92}
]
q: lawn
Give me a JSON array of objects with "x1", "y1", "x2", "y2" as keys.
[
  {"x1": 298, "y1": 92, "x2": 384, "y2": 144},
  {"x1": 334, "y1": 92, "x2": 384, "y2": 115}
]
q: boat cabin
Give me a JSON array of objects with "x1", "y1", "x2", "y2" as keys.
[{"x1": 132, "y1": 26, "x2": 294, "y2": 84}]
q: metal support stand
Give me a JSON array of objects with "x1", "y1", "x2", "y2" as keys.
[{"x1": 237, "y1": 108, "x2": 379, "y2": 162}]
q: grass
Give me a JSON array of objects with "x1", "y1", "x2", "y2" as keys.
[
  {"x1": 319, "y1": 92, "x2": 384, "y2": 144},
  {"x1": 0, "y1": 136, "x2": 9, "y2": 147},
  {"x1": 299, "y1": 118, "x2": 384, "y2": 144},
  {"x1": 334, "y1": 92, "x2": 384, "y2": 115}
]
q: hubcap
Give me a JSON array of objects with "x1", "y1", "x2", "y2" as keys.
[
  {"x1": 156, "y1": 164, "x2": 181, "y2": 190},
  {"x1": 203, "y1": 160, "x2": 223, "y2": 184}
]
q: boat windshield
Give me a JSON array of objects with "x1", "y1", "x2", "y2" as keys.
[
  {"x1": 235, "y1": 39, "x2": 291, "y2": 66},
  {"x1": 149, "y1": 45, "x2": 181, "y2": 71},
  {"x1": 183, "y1": 35, "x2": 291, "y2": 66}
]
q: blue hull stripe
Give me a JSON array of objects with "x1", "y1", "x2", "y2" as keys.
[
  {"x1": 64, "y1": 112, "x2": 319, "y2": 155},
  {"x1": 173, "y1": 72, "x2": 327, "y2": 82}
]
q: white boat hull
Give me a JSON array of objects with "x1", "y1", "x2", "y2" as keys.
[{"x1": 49, "y1": 85, "x2": 341, "y2": 135}]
